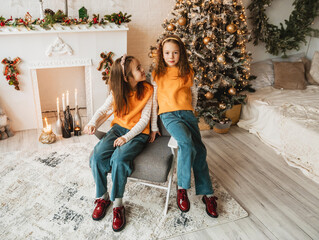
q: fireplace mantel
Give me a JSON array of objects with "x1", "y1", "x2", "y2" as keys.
[
  {"x1": 0, "y1": 24, "x2": 128, "y2": 131},
  {"x1": 0, "y1": 23, "x2": 128, "y2": 35}
]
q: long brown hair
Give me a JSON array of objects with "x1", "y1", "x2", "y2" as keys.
[
  {"x1": 154, "y1": 35, "x2": 192, "y2": 80},
  {"x1": 110, "y1": 56, "x2": 145, "y2": 116}
]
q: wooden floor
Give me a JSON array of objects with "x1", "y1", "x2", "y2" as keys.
[{"x1": 1, "y1": 126, "x2": 319, "y2": 240}]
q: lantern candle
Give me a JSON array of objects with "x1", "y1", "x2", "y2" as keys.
[{"x1": 74, "y1": 126, "x2": 81, "y2": 136}]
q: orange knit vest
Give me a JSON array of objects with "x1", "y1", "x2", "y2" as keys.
[
  {"x1": 153, "y1": 67, "x2": 193, "y2": 115},
  {"x1": 111, "y1": 82, "x2": 153, "y2": 134}
]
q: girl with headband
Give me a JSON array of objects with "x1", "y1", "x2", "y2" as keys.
[
  {"x1": 150, "y1": 35, "x2": 218, "y2": 218},
  {"x1": 84, "y1": 54, "x2": 153, "y2": 231}
]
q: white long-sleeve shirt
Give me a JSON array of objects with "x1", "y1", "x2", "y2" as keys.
[
  {"x1": 150, "y1": 76, "x2": 197, "y2": 132},
  {"x1": 88, "y1": 91, "x2": 152, "y2": 142}
]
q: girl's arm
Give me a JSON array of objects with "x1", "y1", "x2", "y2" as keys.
[
  {"x1": 121, "y1": 96, "x2": 152, "y2": 142},
  {"x1": 87, "y1": 92, "x2": 113, "y2": 128},
  {"x1": 191, "y1": 80, "x2": 198, "y2": 111},
  {"x1": 150, "y1": 76, "x2": 159, "y2": 132}
]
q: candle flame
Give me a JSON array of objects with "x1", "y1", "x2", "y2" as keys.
[{"x1": 44, "y1": 117, "x2": 49, "y2": 128}]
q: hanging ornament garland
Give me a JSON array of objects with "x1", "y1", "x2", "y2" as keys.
[
  {"x1": 2, "y1": 57, "x2": 22, "y2": 90},
  {"x1": 97, "y1": 51, "x2": 114, "y2": 84},
  {"x1": 248, "y1": 0, "x2": 319, "y2": 56}
]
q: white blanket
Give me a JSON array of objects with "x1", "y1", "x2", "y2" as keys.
[{"x1": 238, "y1": 86, "x2": 319, "y2": 183}]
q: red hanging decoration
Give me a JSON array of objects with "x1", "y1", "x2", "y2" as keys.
[
  {"x1": 97, "y1": 51, "x2": 114, "y2": 84},
  {"x1": 1, "y1": 57, "x2": 21, "y2": 90}
]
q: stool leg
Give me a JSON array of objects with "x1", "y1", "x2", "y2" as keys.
[
  {"x1": 164, "y1": 149, "x2": 177, "y2": 215},
  {"x1": 164, "y1": 172, "x2": 173, "y2": 215}
]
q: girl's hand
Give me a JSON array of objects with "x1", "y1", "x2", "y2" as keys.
[
  {"x1": 83, "y1": 125, "x2": 96, "y2": 135},
  {"x1": 114, "y1": 137, "x2": 126, "y2": 147},
  {"x1": 149, "y1": 131, "x2": 161, "y2": 143}
]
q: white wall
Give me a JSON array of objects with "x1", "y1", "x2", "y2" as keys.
[{"x1": 0, "y1": 0, "x2": 317, "y2": 64}]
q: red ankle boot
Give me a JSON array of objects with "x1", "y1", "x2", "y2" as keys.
[
  {"x1": 92, "y1": 198, "x2": 111, "y2": 220},
  {"x1": 112, "y1": 206, "x2": 126, "y2": 232},
  {"x1": 177, "y1": 189, "x2": 190, "y2": 212}
]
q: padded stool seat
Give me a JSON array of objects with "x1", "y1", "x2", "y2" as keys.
[
  {"x1": 92, "y1": 131, "x2": 172, "y2": 183},
  {"x1": 89, "y1": 119, "x2": 177, "y2": 215}
]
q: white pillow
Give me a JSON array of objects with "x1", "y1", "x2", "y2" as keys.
[
  {"x1": 272, "y1": 52, "x2": 305, "y2": 62},
  {"x1": 310, "y1": 51, "x2": 319, "y2": 84},
  {"x1": 250, "y1": 59, "x2": 274, "y2": 89}
]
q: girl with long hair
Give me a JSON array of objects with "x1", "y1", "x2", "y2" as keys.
[
  {"x1": 84, "y1": 55, "x2": 153, "y2": 232},
  {"x1": 150, "y1": 35, "x2": 218, "y2": 218}
]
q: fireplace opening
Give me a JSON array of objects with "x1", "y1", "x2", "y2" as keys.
[{"x1": 36, "y1": 66, "x2": 88, "y2": 130}]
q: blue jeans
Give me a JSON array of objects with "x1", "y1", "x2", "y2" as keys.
[
  {"x1": 90, "y1": 124, "x2": 149, "y2": 201},
  {"x1": 160, "y1": 110, "x2": 213, "y2": 195}
]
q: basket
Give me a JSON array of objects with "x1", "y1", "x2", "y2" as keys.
[
  {"x1": 225, "y1": 104, "x2": 242, "y2": 125},
  {"x1": 212, "y1": 120, "x2": 232, "y2": 134},
  {"x1": 213, "y1": 126, "x2": 230, "y2": 134}
]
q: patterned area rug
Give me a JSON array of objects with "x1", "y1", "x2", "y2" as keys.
[{"x1": 0, "y1": 142, "x2": 248, "y2": 239}]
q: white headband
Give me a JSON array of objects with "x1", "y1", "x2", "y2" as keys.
[{"x1": 120, "y1": 54, "x2": 127, "y2": 81}]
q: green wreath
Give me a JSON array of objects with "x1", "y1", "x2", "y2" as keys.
[{"x1": 248, "y1": 0, "x2": 319, "y2": 56}]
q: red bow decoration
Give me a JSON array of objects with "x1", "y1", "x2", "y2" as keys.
[
  {"x1": 97, "y1": 51, "x2": 114, "y2": 84},
  {"x1": 2, "y1": 57, "x2": 21, "y2": 90}
]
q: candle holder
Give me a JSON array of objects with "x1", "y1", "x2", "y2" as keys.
[
  {"x1": 39, "y1": 129, "x2": 56, "y2": 144},
  {"x1": 56, "y1": 112, "x2": 62, "y2": 136},
  {"x1": 74, "y1": 126, "x2": 81, "y2": 136}
]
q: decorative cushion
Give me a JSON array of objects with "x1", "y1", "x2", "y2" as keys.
[
  {"x1": 309, "y1": 51, "x2": 319, "y2": 84},
  {"x1": 273, "y1": 62, "x2": 307, "y2": 90},
  {"x1": 250, "y1": 59, "x2": 274, "y2": 90},
  {"x1": 302, "y1": 57, "x2": 318, "y2": 85}
]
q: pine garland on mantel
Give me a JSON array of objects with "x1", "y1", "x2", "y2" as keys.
[
  {"x1": 0, "y1": 11, "x2": 131, "y2": 31},
  {"x1": 248, "y1": 0, "x2": 319, "y2": 56}
]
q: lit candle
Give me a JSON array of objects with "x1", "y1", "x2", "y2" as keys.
[
  {"x1": 74, "y1": 126, "x2": 81, "y2": 136},
  {"x1": 62, "y1": 93, "x2": 66, "y2": 111},
  {"x1": 57, "y1": 97, "x2": 60, "y2": 114},
  {"x1": 44, "y1": 117, "x2": 52, "y2": 133},
  {"x1": 75, "y1": 88, "x2": 78, "y2": 107},
  {"x1": 66, "y1": 90, "x2": 69, "y2": 106}
]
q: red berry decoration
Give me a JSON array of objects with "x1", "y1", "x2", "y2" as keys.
[{"x1": 2, "y1": 57, "x2": 22, "y2": 91}]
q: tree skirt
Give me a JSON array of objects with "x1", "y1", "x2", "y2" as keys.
[{"x1": 0, "y1": 142, "x2": 248, "y2": 239}]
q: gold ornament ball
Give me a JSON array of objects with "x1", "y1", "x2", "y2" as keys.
[
  {"x1": 178, "y1": 17, "x2": 187, "y2": 26},
  {"x1": 228, "y1": 87, "x2": 236, "y2": 95},
  {"x1": 205, "y1": 92, "x2": 214, "y2": 100},
  {"x1": 226, "y1": 24, "x2": 237, "y2": 33},
  {"x1": 203, "y1": 37, "x2": 211, "y2": 45},
  {"x1": 239, "y1": 14, "x2": 245, "y2": 21},
  {"x1": 167, "y1": 23, "x2": 176, "y2": 31},
  {"x1": 217, "y1": 54, "x2": 225, "y2": 63},
  {"x1": 243, "y1": 80, "x2": 249, "y2": 86},
  {"x1": 219, "y1": 103, "x2": 226, "y2": 110}
]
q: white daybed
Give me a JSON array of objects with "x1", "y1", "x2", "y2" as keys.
[
  {"x1": 238, "y1": 85, "x2": 319, "y2": 183},
  {"x1": 238, "y1": 52, "x2": 319, "y2": 183}
]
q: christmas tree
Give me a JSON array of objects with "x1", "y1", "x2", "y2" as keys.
[{"x1": 150, "y1": 0, "x2": 255, "y2": 127}]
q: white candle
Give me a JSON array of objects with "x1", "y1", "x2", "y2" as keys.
[
  {"x1": 62, "y1": 93, "x2": 66, "y2": 111},
  {"x1": 66, "y1": 90, "x2": 69, "y2": 106},
  {"x1": 57, "y1": 97, "x2": 60, "y2": 114},
  {"x1": 44, "y1": 117, "x2": 52, "y2": 133},
  {"x1": 75, "y1": 88, "x2": 78, "y2": 107}
]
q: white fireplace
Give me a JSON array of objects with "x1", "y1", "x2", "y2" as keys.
[{"x1": 0, "y1": 24, "x2": 128, "y2": 131}]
